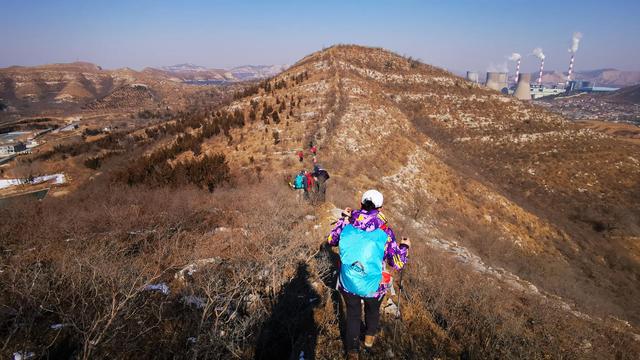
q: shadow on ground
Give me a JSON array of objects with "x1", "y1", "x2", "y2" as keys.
[{"x1": 255, "y1": 262, "x2": 321, "y2": 360}]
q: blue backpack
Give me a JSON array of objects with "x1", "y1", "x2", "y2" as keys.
[
  {"x1": 293, "y1": 174, "x2": 305, "y2": 189},
  {"x1": 339, "y1": 224, "x2": 388, "y2": 297}
]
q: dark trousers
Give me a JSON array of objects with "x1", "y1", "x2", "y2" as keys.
[
  {"x1": 341, "y1": 290, "x2": 382, "y2": 352},
  {"x1": 315, "y1": 178, "x2": 326, "y2": 202}
]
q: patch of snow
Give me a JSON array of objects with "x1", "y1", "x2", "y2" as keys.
[{"x1": 142, "y1": 282, "x2": 170, "y2": 295}]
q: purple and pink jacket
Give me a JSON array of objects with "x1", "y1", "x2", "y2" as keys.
[{"x1": 327, "y1": 208, "x2": 408, "y2": 299}]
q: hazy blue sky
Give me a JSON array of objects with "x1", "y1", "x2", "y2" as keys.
[{"x1": 1, "y1": 0, "x2": 639, "y2": 72}]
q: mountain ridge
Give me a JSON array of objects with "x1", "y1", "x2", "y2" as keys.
[
  {"x1": 533, "y1": 68, "x2": 640, "y2": 87},
  {"x1": 1, "y1": 45, "x2": 639, "y2": 358},
  {"x1": 217, "y1": 44, "x2": 640, "y2": 328}
]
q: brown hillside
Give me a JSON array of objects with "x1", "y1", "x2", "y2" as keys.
[
  {"x1": 209, "y1": 45, "x2": 640, "y2": 329},
  {"x1": 606, "y1": 84, "x2": 640, "y2": 104},
  {"x1": 2, "y1": 45, "x2": 639, "y2": 359}
]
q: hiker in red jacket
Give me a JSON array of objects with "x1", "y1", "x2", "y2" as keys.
[
  {"x1": 305, "y1": 171, "x2": 315, "y2": 190},
  {"x1": 303, "y1": 171, "x2": 314, "y2": 200},
  {"x1": 297, "y1": 150, "x2": 304, "y2": 163},
  {"x1": 310, "y1": 145, "x2": 317, "y2": 155}
]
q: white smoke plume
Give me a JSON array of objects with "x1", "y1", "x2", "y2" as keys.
[
  {"x1": 532, "y1": 47, "x2": 545, "y2": 60},
  {"x1": 508, "y1": 53, "x2": 521, "y2": 61},
  {"x1": 569, "y1": 32, "x2": 583, "y2": 53},
  {"x1": 487, "y1": 62, "x2": 508, "y2": 73}
]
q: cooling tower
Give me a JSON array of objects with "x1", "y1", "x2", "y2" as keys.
[
  {"x1": 466, "y1": 71, "x2": 479, "y2": 83},
  {"x1": 513, "y1": 73, "x2": 531, "y2": 100},
  {"x1": 485, "y1": 72, "x2": 508, "y2": 92}
]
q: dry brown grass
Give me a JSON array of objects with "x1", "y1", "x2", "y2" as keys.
[
  {"x1": 0, "y1": 177, "x2": 324, "y2": 359},
  {"x1": 3, "y1": 44, "x2": 639, "y2": 359}
]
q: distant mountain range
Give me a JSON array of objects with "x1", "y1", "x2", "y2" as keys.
[
  {"x1": 0, "y1": 61, "x2": 288, "y2": 116},
  {"x1": 161, "y1": 63, "x2": 210, "y2": 72},
  {"x1": 531, "y1": 69, "x2": 640, "y2": 88},
  {"x1": 456, "y1": 68, "x2": 640, "y2": 88},
  {"x1": 152, "y1": 63, "x2": 288, "y2": 82}
]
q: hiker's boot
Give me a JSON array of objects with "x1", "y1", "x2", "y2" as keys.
[
  {"x1": 346, "y1": 350, "x2": 359, "y2": 360},
  {"x1": 364, "y1": 335, "x2": 375, "y2": 348}
]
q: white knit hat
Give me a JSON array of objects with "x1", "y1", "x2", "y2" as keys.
[{"x1": 361, "y1": 189, "x2": 384, "y2": 208}]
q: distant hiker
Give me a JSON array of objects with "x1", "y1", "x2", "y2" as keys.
[
  {"x1": 327, "y1": 190, "x2": 410, "y2": 358},
  {"x1": 304, "y1": 170, "x2": 315, "y2": 200},
  {"x1": 312, "y1": 156, "x2": 317, "y2": 165},
  {"x1": 292, "y1": 171, "x2": 306, "y2": 190},
  {"x1": 290, "y1": 170, "x2": 307, "y2": 201},
  {"x1": 312, "y1": 165, "x2": 330, "y2": 202},
  {"x1": 310, "y1": 145, "x2": 317, "y2": 155},
  {"x1": 297, "y1": 150, "x2": 304, "y2": 163},
  {"x1": 301, "y1": 170, "x2": 310, "y2": 200}
]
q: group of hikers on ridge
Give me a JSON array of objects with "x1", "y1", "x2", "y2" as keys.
[
  {"x1": 291, "y1": 142, "x2": 410, "y2": 358},
  {"x1": 328, "y1": 190, "x2": 410, "y2": 359},
  {"x1": 291, "y1": 141, "x2": 328, "y2": 201},
  {"x1": 291, "y1": 165, "x2": 330, "y2": 201}
]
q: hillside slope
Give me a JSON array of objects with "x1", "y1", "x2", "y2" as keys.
[
  {"x1": 2, "y1": 45, "x2": 639, "y2": 359},
  {"x1": 218, "y1": 45, "x2": 640, "y2": 325},
  {"x1": 606, "y1": 84, "x2": 640, "y2": 104}
]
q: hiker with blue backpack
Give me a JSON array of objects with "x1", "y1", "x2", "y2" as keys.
[
  {"x1": 291, "y1": 170, "x2": 306, "y2": 190},
  {"x1": 327, "y1": 190, "x2": 410, "y2": 359}
]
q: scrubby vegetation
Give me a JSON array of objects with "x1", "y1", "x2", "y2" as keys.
[
  {"x1": 2, "y1": 44, "x2": 639, "y2": 359},
  {"x1": 0, "y1": 179, "x2": 320, "y2": 359},
  {"x1": 34, "y1": 132, "x2": 129, "y2": 161}
]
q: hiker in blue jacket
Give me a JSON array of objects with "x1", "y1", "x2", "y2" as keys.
[
  {"x1": 327, "y1": 189, "x2": 410, "y2": 358},
  {"x1": 292, "y1": 170, "x2": 306, "y2": 190}
]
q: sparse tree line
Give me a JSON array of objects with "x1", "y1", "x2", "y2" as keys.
[
  {"x1": 259, "y1": 71, "x2": 308, "y2": 95},
  {"x1": 116, "y1": 83, "x2": 309, "y2": 190},
  {"x1": 0, "y1": 117, "x2": 58, "y2": 134},
  {"x1": 116, "y1": 109, "x2": 247, "y2": 191},
  {"x1": 83, "y1": 151, "x2": 121, "y2": 170},
  {"x1": 82, "y1": 128, "x2": 105, "y2": 136},
  {"x1": 34, "y1": 132, "x2": 129, "y2": 161},
  {"x1": 232, "y1": 83, "x2": 261, "y2": 100},
  {"x1": 136, "y1": 109, "x2": 173, "y2": 119},
  {"x1": 248, "y1": 94, "x2": 303, "y2": 126}
]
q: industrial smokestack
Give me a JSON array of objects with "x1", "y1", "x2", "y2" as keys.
[
  {"x1": 508, "y1": 53, "x2": 522, "y2": 84},
  {"x1": 567, "y1": 32, "x2": 583, "y2": 82},
  {"x1": 567, "y1": 54, "x2": 575, "y2": 82},
  {"x1": 466, "y1": 71, "x2": 479, "y2": 83},
  {"x1": 513, "y1": 73, "x2": 531, "y2": 100},
  {"x1": 485, "y1": 72, "x2": 508, "y2": 92},
  {"x1": 532, "y1": 47, "x2": 545, "y2": 85}
]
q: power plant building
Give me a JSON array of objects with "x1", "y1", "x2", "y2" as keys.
[
  {"x1": 530, "y1": 84, "x2": 565, "y2": 99},
  {"x1": 485, "y1": 72, "x2": 508, "y2": 93},
  {"x1": 566, "y1": 80, "x2": 618, "y2": 93},
  {"x1": 466, "y1": 71, "x2": 479, "y2": 83},
  {"x1": 513, "y1": 73, "x2": 532, "y2": 100}
]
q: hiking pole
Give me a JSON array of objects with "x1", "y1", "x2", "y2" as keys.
[
  {"x1": 393, "y1": 263, "x2": 406, "y2": 343},
  {"x1": 397, "y1": 267, "x2": 404, "y2": 320},
  {"x1": 393, "y1": 238, "x2": 408, "y2": 343}
]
